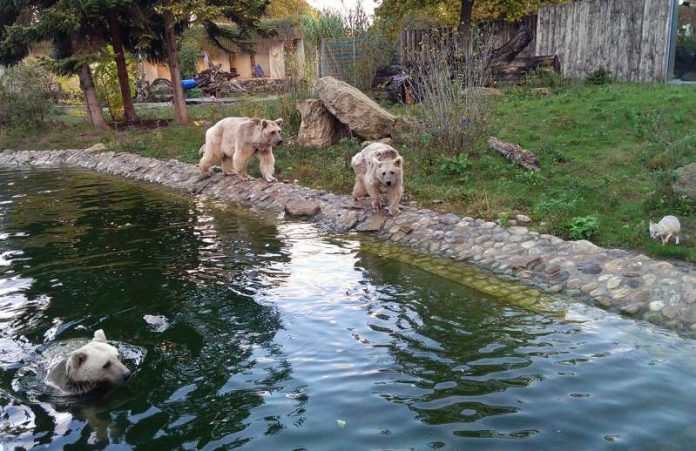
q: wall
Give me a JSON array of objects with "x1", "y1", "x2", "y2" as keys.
[{"x1": 535, "y1": 0, "x2": 673, "y2": 81}]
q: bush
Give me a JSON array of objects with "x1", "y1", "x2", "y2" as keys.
[
  {"x1": 0, "y1": 61, "x2": 54, "y2": 126},
  {"x1": 568, "y1": 215, "x2": 599, "y2": 240},
  {"x1": 586, "y1": 67, "x2": 613, "y2": 85},
  {"x1": 186, "y1": 88, "x2": 204, "y2": 99},
  {"x1": 438, "y1": 153, "x2": 470, "y2": 176},
  {"x1": 92, "y1": 46, "x2": 138, "y2": 121},
  {"x1": 410, "y1": 27, "x2": 495, "y2": 156}
]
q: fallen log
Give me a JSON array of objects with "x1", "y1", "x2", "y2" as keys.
[
  {"x1": 493, "y1": 55, "x2": 560, "y2": 82},
  {"x1": 488, "y1": 137, "x2": 540, "y2": 171},
  {"x1": 491, "y1": 25, "x2": 534, "y2": 65}
]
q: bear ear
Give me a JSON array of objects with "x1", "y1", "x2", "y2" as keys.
[
  {"x1": 93, "y1": 329, "x2": 107, "y2": 343},
  {"x1": 394, "y1": 157, "x2": 402, "y2": 167},
  {"x1": 274, "y1": 118, "x2": 284, "y2": 126},
  {"x1": 71, "y1": 351, "x2": 87, "y2": 368},
  {"x1": 261, "y1": 119, "x2": 268, "y2": 129}
]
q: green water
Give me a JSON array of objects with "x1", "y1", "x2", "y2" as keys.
[{"x1": 1, "y1": 168, "x2": 696, "y2": 450}]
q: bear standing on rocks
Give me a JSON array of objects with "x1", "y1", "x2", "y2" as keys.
[
  {"x1": 46, "y1": 330, "x2": 132, "y2": 395},
  {"x1": 351, "y1": 142, "x2": 404, "y2": 216},
  {"x1": 198, "y1": 116, "x2": 284, "y2": 182}
]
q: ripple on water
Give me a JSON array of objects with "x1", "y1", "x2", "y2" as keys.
[{"x1": 1, "y1": 168, "x2": 696, "y2": 449}]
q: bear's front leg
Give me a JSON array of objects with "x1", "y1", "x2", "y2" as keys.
[
  {"x1": 387, "y1": 188, "x2": 402, "y2": 216},
  {"x1": 233, "y1": 146, "x2": 252, "y2": 181},
  {"x1": 259, "y1": 150, "x2": 277, "y2": 182},
  {"x1": 366, "y1": 182, "x2": 382, "y2": 211},
  {"x1": 352, "y1": 177, "x2": 367, "y2": 201},
  {"x1": 221, "y1": 155, "x2": 235, "y2": 176}
]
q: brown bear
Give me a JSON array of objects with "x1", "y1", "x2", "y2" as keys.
[
  {"x1": 351, "y1": 142, "x2": 404, "y2": 216},
  {"x1": 199, "y1": 116, "x2": 284, "y2": 182}
]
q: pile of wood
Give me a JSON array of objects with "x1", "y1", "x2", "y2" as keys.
[
  {"x1": 194, "y1": 64, "x2": 245, "y2": 97},
  {"x1": 490, "y1": 25, "x2": 560, "y2": 82}
]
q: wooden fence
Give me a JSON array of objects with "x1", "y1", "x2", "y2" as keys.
[
  {"x1": 535, "y1": 0, "x2": 673, "y2": 81},
  {"x1": 399, "y1": 0, "x2": 674, "y2": 82},
  {"x1": 399, "y1": 16, "x2": 537, "y2": 65}
]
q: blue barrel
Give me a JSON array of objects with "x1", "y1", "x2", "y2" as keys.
[{"x1": 181, "y1": 79, "x2": 197, "y2": 89}]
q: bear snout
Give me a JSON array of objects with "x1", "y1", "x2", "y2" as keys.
[
  {"x1": 122, "y1": 369, "x2": 132, "y2": 382},
  {"x1": 386, "y1": 181, "x2": 392, "y2": 186},
  {"x1": 275, "y1": 139, "x2": 284, "y2": 146}
]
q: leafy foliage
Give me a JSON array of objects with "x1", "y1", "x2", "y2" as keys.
[
  {"x1": 92, "y1": 47, "x2": 138, "y2": 121},
  {"x1": 586, "y1": 67, "x2": 613, "y2": 85},
  {"x1": 438, "y1": 153, "x2": 471, "y2": 175},
  {"x1": 568, "y1": 215, "x2": 599, "y2": 240},
  {"x1": 374, "y1": 0, "x2": 569, "y2": 37},
  {"x1": 0, "y1": 61, "x2": 54, "y2": 126}
]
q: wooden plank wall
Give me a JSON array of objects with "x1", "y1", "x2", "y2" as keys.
[
  {"x1": 399, "y1": 17, "x2": 537, "y2": 65},
  {"x1": 535, "y1": 0, "x2": 672, "y2": 81}
]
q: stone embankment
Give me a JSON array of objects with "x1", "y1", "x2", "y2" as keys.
[{"x1": 1, "y1": 149, "x2": 694, "y2": 332}]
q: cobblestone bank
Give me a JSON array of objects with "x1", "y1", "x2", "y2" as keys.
[{"x1": 1, "y1": 149, "x2": 695, "y2": 332}]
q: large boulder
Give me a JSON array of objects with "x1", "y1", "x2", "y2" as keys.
[
  {"x1": 296, "y1": 99, "x2": 350, "y2": 148},
  {"x1": 674, "y1": 162, "x2": 696, "y2": 199},
  {"x1": 315, "y1": 76, "x2": 397, "y2": 140}
]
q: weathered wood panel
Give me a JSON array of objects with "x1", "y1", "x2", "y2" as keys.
[
  {"x1": 399, "y1": 16, "x2": 537, "y2": 65},
  {"x1": 535, "y1": 0, "x2": 671, "y2": 81}
]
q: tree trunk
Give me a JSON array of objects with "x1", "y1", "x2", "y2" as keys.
[
  {"x1": 109, "y1": 13, "x2": 138, "y2": 122},
  {"x1": 493, "y1": 55, "x2": 560, "y2": 82},
  {"x1": 457, "y1": 0, "x2": 474, "y2": 49},
  {"x1": 79, "y1": 65, "x2": 109, "y2": 130},
  {"x1": 163, "y1": 11, "x2": 190, "y2": 125}
]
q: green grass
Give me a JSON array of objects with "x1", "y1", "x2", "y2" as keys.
[{"x1": 1, "y1": 83, "x2": 694, "y2": 262}]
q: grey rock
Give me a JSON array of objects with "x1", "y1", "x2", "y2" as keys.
[{"x1": 577, "y1": 261, "x2": 603, "y2": 274}]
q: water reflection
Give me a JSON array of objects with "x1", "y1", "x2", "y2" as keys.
[{"x1": 2, "y1": 168, "x2": 696, "y2": 449}]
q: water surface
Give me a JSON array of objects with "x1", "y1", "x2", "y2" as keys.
[{"x1": 1, "y1": 168, "x2": 696, "y2": 449}]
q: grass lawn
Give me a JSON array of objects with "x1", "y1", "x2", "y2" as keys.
[{"x1": 1, "y1": 83, "x2": 695, "y2": 262}]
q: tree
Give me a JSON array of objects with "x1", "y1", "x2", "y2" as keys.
[
  {"x1": 0, "y1": 0, "x2": 109, "y2": 129},
  {"x1": 134, "y1": 0, "x2": 271, "y2": 125},
  {"x1": 265, "y1": 0, "x2": 312, "y2": 18},
  {"x1": 374, "y1": 0, "x2": 568, "y2": 37}
]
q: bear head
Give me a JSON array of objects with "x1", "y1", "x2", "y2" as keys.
[
  {"x1": 260, "y1": 118, "x2": 284, "y2": 147},
  {"x1": 373, "y1": 156, "x2": 402, "y2": 188},
  {"x1": 65, "y1": 329, "x2": 131, "y2": 387}
]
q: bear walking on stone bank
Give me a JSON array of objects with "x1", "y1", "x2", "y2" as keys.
[
  {"x1": 199, "y1": 116, "x2": 284, "y2": 182},
  {"x1": 351, "y1": 142, "x2": 404, "y2": 216}
]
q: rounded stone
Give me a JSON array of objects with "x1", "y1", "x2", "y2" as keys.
[
  {"x1": 577, "y1": 261, "x2": 603, "y2": 274},
  {"x1": 545, "y1": 264, "x2": 561, "y2": 275},
  {"x1": 606, "y1": 276, "x2": 622, "y2": 290},
  {"x1": 682, "y1": 275, "x2": 696, "y2": 285},
  {"x1": 642, "y1": 274, "x2": 657, "y2": 286},
  {"x1": 611, "y1": 288, "x2": 632, "y2": 300},
  {"x1": 662, "y1": 306, "x2": 679, "y2": 320},
  {"x1": 620, "y1": 303, "x2": 644, "y2": 315},
  {"x1": 515, "y1": 214, "x2": 532, "y2": 223},
  {"x1": 581, "y1": 282, "x2": 598, "y2": 294},
  {"x1": 508, "y1": 226, "x2": 528, "y2": 235},
  {"x1": 521, "y1": 241, "x2": 537, "y2": 249},
  {"x1": 626, "y1": 278, "x2": 642, "y2": 289},
  {"x1": 649, "y1": 300, "x2": 666, "y2": 311}
]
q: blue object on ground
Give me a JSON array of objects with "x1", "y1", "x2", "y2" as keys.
[{"x1": 181, "y1": 79, "x2": 197, "y2": 89}]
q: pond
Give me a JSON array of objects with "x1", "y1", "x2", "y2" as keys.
[{"x1": 1, "y1": 168, "x2": 696, "y2": 449}]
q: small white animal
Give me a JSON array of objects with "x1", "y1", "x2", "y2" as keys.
[
  {"x1": 46, "y1": 329, "x2": 132, "y2": 395},
  {"x1": 649, "y1": 215, "x2": 681, "y2": 245}
]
